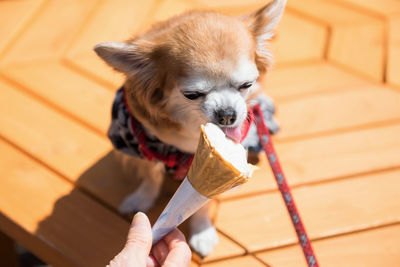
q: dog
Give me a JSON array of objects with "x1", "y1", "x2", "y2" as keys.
[{"x1": 94, "y1": 0, "x2": 286, "y2": 257}]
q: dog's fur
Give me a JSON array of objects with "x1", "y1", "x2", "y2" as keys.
[{"x1": 95, "y1": 0, "x2": 286, "y2": 256}]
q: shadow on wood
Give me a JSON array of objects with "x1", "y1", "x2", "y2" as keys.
[{"x1": 34, "y1": 150, "x2": 205, "y2": 265}]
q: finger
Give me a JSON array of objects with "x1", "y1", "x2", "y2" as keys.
[
  {"x1": 146, "y1": 255, "x2": 160, "y2": 267},
  {"x1": 124, "y1": 212, "x2": 152, "y2": 264},
  {"x1": 163, "y1": 228, "x2": 186, "y2": 245},
  {"x1": 151, "y1": 239, "x2": 169, "y2": 265},
  {"x1": 162, "y1": 229, "x2": 191, "y2": 267}
]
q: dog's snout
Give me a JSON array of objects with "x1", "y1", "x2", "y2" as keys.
[{"x1": 215, "y1": 108, "x2": 237, "y2": 126}]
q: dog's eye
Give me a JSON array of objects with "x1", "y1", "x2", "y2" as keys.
[
  {"x1": 182, "y1": 91, "x2": 205, "y2": 100},
  {"x1": 238, "y1": 82, "x2": 252, "y2": 91}
]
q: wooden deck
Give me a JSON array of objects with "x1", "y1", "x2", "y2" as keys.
[{"x1": 1, "y1": 0, "x2": 400, "y2": 266}]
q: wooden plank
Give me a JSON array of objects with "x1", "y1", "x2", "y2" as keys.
[
  {"x1": 288, "y1": 0, "x2": 379, "y2": 27},
  {"x1": 257, "y1": 224, "x2": 400, "y2": 267},
  {"x1": 220, "y1": 124, "x2": 400, "y2": 199},
  {"x1": 216, "y1": 169, "x2": 400, "y2": 252},
  {"x1": 64, "y1": 53, "x2": 124, "y2": 89},
  {"x1": 219, "y1": 153, "x2": 276, "y2": 200},
  {"x1": 0, "y1": 139, "x2": 129, "y2": 267},
  {"x1": 0, "y1": 0, "x2": 98, "y2": 66},
  {"x1": 217, "y1": 191, "x2": 296, "y2": 252},
  {"x1": 0, "y1": 231, "x2": 19, "y2": 267},
  {"x1": 0, "y1": 79, "x2": 110, "y2": 182},
  {"x1": 1, "y1": 62, "x2": 114, "y2": 134},
  {"x1": 274, "y1": 85, "x2": 400, "y2": 139},
  {"x1": 329, "y1": 20, "x2": 385, "y2": 82},
  {"x1": 150, "y1": 0, "x2": 204, "y2": 23},
  {"x1": 202, "y1": 232, "x2": 245, "y2": 262},
  {"x1": 264, "y1": 62, "x2": 370, "y2": 101},
  {"x1": 0, "y1": 0, "x2": 45, "y2": 57},
  {"x1": 65, "y1": 0, "x2": 157, "y2": 88},
  {"x1": 195, "y1": 0, "x2": 268, "y2": 8},
  {"x1": 293, "y1": 170, "x2": 400, "y2": 240},
  {"x1": 275, "y1": 124, "x2": 400, "y2": 185},
  {"x1": 259, "y1": 244, "x2": 307, "y2": 267},
  {"x1": 202, "y1": 255, "x2": 265, "y2": 267},
  {"x1": 288, "y1": 0, "x2": 385, "y2": 81},
  {"x1": 271, "y1": 11, "x2": 326, "y2": 64},
  {"x1": 388, "y1": 17, "x2": 400, "y2": 88},
  {"x1": 332, "y1": 0, "x2": 400, "y2": 17},
  {"x1": 190, "y1": 261, "x2": 200, "y2": 267},
  {"x1": 67, "y1": 0, "x2": 157, "y2": 57}
]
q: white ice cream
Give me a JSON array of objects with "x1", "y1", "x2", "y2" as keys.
[{"x1": 203, "y1": 123, "x2": 250, "y2": 176}]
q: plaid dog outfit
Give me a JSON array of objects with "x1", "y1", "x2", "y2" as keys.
[{"x1": 108, "y1": 87, "x2": 278, "y2": 180}]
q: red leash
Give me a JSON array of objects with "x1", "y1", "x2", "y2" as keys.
[{"x1": 252, "y1": 104, "x2": 319, "y2": 267}]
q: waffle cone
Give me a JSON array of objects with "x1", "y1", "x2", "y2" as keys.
[{"x1": 187, "y1": 125, "x2": 253, "y2": 198}]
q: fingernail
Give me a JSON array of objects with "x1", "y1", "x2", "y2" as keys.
[{"x1": 132, "y1": 212, "x2": 147, "y2": 227}]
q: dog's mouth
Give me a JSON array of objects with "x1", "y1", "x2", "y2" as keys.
[{"x1": 221, "y1": 126, "x2": 242, "y2": 143}]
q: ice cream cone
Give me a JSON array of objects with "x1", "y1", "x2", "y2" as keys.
[
  {"x1": 152, "y1": 123, "x2": 254, "y2": 244},
  {"x1": 188, "y1": 124, "x2": 254, "y2": 198}
]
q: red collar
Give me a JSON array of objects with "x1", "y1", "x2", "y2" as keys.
[{"x1": 240, "y1": 107, "x2": 254, "y2": 142}]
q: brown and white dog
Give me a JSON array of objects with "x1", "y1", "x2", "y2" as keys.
[{"x1": 94, "y1": 0, "x2": 286, "y2": 256}]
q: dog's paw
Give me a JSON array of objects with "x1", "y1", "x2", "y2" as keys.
[
  {"x1": 118, "y1": 192, "x2": 156, "y2": 214},
  {"x1": 189, "y1": 226, "x2": 219, "y2": 257}
]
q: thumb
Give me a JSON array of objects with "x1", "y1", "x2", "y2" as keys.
[{"x1": 124, "y1": 212, "x2": 152, "y2": 262}]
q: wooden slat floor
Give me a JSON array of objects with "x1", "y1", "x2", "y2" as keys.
[{"x1": 1, "y1": 0, "x2": 399, "y2": 266}]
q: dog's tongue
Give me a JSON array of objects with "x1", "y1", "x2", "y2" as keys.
[{"x1": 221, "y1": 126, "x2": 242, "y2": 143}]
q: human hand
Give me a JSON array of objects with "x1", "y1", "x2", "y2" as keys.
[{"x1": 107, "y1": 212, "x2": 191, "y2": 267}]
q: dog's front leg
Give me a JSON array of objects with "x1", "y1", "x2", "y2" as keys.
[
  {"x1": 119, "y1": 161, "x2": 165, "y2": 214},
  {"x1": 189, "y1": 201, "x2": 219, "y2": 257}
]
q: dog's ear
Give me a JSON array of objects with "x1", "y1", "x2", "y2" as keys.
[
  {"x1": 241, "y1": 0, "x2": 286, "y2": 71},
  {"x1": 94, "y1": 41, "x2": 154, "y2": 75},
  {"x1": 242, "y1": 0, "x2": 286, "y2": 42}
]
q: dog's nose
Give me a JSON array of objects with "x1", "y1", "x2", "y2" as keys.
[{"x1": 215, "y1": 108, "x2": 237, "y2": 126}]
